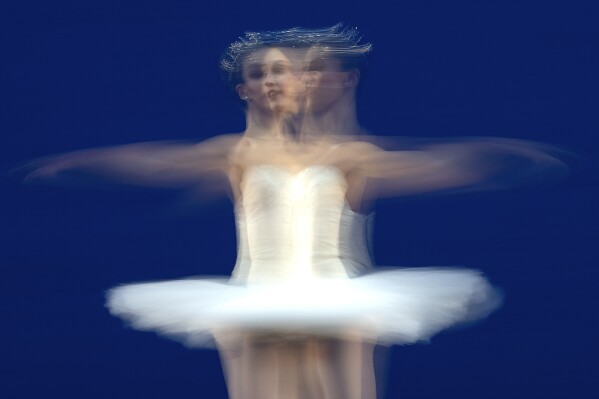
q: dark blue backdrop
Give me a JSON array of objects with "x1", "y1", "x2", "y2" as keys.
[{"x1": 2, "y1": 1, "x2": 598, "y2": 398}]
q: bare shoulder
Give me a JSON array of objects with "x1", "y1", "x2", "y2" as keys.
[
  {"x1": 187, "y1": 133, "x2": 243, "y2": 160},
  {"x1": 225, "y1": 134, "x2": 254, "y2": 165},
  {"x1": 193, "y1": 133, "x2": 243, "y2": 151},
  {"x1": 334, "y1": 140, "x2": 384, "y2": 162},
  {"x1": 345, "y1": 140, "x2": 383, "y2": 153}
]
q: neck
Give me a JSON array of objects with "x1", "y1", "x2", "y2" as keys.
[
  {"x1": 244, "y1": 107, "x2": 291, "y2": 140},
  {"x1": 300, "y1": 94, "x2": 362, "y2": 141}
]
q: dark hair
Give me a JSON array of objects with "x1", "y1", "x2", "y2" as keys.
[{"x1": 220, "y1": 24, "x2": 372, "y2": 90}]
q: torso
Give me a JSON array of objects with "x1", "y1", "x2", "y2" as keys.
[{"x1": 226, "y1": 136, "x2": 376, "y2": 212}]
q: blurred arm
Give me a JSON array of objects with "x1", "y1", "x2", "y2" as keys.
[
  {"x1": 354, "y1": 138, "x2": 568, "y2": 196},
  {"x1": 22, "y1": 134, "x2": 241, "y2": 187}
]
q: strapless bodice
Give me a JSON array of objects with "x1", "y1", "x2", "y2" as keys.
[{"x1": 231, "y1": 165, "x2": 373, "y2": 283}]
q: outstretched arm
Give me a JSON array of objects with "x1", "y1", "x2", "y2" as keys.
[
  {"x1": 352, "y1": 138, "x2": 569, "y2": 196},
  {"x1": 21, "y1": 134, "x2": 241, "y2": 188}
]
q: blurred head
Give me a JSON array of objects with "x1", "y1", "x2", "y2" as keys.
[
  {"x1": 235, "y1": 47, "x2": 306, "y2": 115},
  {"x1": 220, "y1": 24, "x2": 371, "y2": 115},
  {"x1": 221, "y1": 29, "x2": 308, "y2": 116},
  {"x1": 302, "y1": 27, "x2": 371, "y2": 113},
  {"x1": 304, "y1": 47, "x2": 359, "y2": 113}
]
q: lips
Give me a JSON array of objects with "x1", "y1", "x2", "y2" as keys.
[{"x1": 267, "y1": 90, "x2": 282, "y2": 98}]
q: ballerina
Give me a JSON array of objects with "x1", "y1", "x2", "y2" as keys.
[{"x1": 21, "y1": 25, "x2": 567, "y2": 399}]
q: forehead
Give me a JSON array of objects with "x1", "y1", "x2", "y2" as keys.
[
  {"x1": 306, "y1": 51, "x2": 344, "y2": 71},
  {"x1": 243, "y1": 48, "x2": 305, "y2": 68}
]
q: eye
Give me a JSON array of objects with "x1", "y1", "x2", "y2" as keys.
[
  {"x1": 307, "y1": 59, "x2": 325, "y2": 72},
  {"x1": 246, "y1": 68, "x2": 265, "y2": 80},
  {"x1": 248, "y1": 71, "x2": 264, "y2": 79},
  {"x1": 271, "y1": 62, "x2": 290, "y2": 75}
]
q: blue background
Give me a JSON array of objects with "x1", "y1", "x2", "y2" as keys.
[{"x1": 2, "y1": 1, "x2": 598, "y2": 398}]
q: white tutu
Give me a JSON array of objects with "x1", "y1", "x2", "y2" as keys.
[
  {"x1": 107, "y1": 166, "x2": 501, "y2": 347},
  {"x1": 107, "y1": 267, "x2": 501, "y2": 347}
]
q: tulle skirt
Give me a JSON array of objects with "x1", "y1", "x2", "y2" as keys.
[{"x1": 106, "y1": 267, "x2": 502, "y2": 348}]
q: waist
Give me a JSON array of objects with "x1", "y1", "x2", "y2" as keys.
[{"x1": 232, "y1": 257, "x2": 351, "y2": 283}]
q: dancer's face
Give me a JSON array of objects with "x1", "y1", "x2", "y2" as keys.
[
  {"x1": 304, "y1": 55, "x2": 356, "y2": 113},
  {"x1": 238, "y1": 48, "x2": 305, "y2": 115}
]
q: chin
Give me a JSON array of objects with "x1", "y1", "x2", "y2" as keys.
[{"x1": 270, "y1": 102, "x2": 294, "y2": 115}]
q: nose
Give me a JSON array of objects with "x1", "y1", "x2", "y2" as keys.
[
  {"x1": 264, "y1": 71, "x2": 276, "y2": 86},
  {"x1": 303, "y1": 71, "x2": 320, "y2": 88}
]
